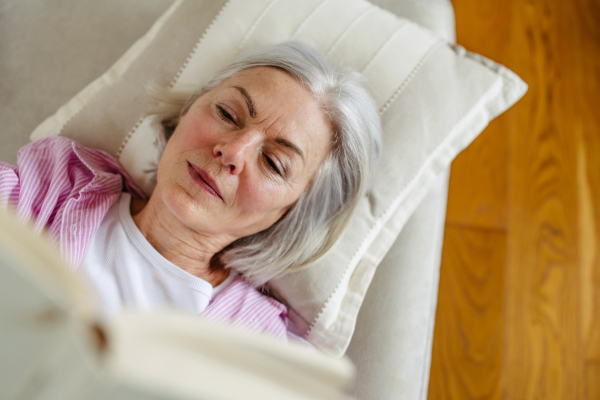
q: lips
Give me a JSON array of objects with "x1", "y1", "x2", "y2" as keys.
[{"x1": 187, "y1": 162, "x2": 223, "y2": 201}]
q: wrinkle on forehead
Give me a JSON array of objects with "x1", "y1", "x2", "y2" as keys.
[{"x1": 221, "y1": 66, "x2": 332, "y2": 178}]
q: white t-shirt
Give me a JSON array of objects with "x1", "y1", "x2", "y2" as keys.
[{"x1": 76, "y1": 192, "x2": 236, "y2": 318}]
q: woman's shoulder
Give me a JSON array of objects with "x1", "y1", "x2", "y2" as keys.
[
  {"x1": 18, "y1": 136, "x2": 105, "y2": 158},
  {"x1": 20, "y1": 137, "x2": 123, "y2": 175},
  {"x1": 0, "y1": 137, "x2": 145, "y2": 267},
  {"x1": 202, "y1": 275, "x2": 289, "y2": 340},
  {"x1": 11, "y1": 137, "x2": 144, "y2": 197}
]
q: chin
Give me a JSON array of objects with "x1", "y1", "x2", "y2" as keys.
[
  {"x1": 163, "y1": 181, "x2": 224, "y2": 231},
  {"x1": 163, "y1": 182, "x2": 203, "y2": 222}
]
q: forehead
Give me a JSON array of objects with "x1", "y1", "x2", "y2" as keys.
[
  {"x1": 221, "y1": 66, "x2": 298, "y2": 89},
  {"x1": 219, "y1": 67, "x2": 314, "y2": 112}
]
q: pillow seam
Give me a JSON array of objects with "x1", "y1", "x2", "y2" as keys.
[
  {"x1": 238, "y1": 0, "x2": 280, "y2": 51},
  {"x1": 326, "y1": 4, "x2": 375, "y2": 57},
  {"x1": 117, "y1": 0, "x2": 234, "y2": 159},
  {"x1": 379, "y1": 39, "x2": 443, "y2": 115},
  {"x1": 169, "y1": 0, "x2": 233, "y2": 90},
  {"x1": 29, "y1": 0, "x2": 186, "y2": 143},
  {"x1": 291, "y1": 0, "x2": 331, "y2": 37},
  {"x1": 360, "y1": 21, "x2": 411, "y2": 73}
]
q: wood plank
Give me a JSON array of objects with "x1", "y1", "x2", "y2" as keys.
[
  {"x1": 575, "y1": 0, "x2": 600, "y2": 394},
  {"x1": 586, "y1": 361, "x2": 600, "y2": 400},
  {"x1": 428, "y1": 225, "x2": 505, "y2": 400},
  {"x1": 444, "y1": 0, "x2": 511, "y2": 231},
  {"x1": 505, "y1": 0, "x2": 585, "y2": 398},
  {"x1": 445, "y1": 115, "x2": 510, "y2": 230}
]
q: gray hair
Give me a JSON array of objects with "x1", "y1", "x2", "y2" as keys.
[{"x1": 151, "y1": 41, "x2": 381, "y2": 287}]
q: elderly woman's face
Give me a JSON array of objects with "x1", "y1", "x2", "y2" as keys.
[{"x1": 156, "y1": 66, "x2": 331, "y2": 239}]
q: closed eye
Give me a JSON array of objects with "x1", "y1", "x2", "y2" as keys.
[
  {"x1": 217, "y1": 106, "x2": 239, "y2": 127},
  {"x1": 263, "y1": 154, "x2": 282, "y2": 176}
]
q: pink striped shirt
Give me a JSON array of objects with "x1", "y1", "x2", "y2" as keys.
[{"x1": 0, "y1": 137, "x2": 291, "y2": 341}]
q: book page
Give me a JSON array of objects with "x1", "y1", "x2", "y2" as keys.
[
  {"x1": 0, "y1": 210, "x2": 205, "y2": 400},
  {"x1": 102, "y1": 309, "x2": 356, "y2": 400},
  {"x1": 0, "y1": 210, "x2": 96, "y2": 399},
  {"x1": 0, "y1": 211, "x2": 95, "y2": 315}
]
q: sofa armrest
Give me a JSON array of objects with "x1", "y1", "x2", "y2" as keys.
[{"x1": 346, "y1": 167, "x2": 450, "y2": 400}]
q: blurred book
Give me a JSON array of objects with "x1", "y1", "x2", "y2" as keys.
[{"x1": 0, "y1": 210, "x2": 354, "y2": 400}]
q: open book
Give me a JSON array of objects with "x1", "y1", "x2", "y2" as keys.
[{"x1": 0, "y1": 210, "x2": 355, "y2": 400}]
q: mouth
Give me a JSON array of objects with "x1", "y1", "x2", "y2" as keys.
[{"x1": 187, "y1": 162, "x2": 223, "y2": 201}]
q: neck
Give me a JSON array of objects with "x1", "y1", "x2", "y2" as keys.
[{"x1": 130, "y1": 195, "x2": 231, "y2": 287}]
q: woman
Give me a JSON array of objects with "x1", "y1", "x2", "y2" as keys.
[{"x1": 0, "y1": 41, "x2": 381, "y2": 342}]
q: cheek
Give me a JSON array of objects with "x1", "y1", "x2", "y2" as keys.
[
  {"x1": 236, "y1": 177, "x2": 298, "y2": 216},
  {"x1": 171, "y1": 103, "x2": 223, "y2": 149},
  {"x1": 157, "y1": 119, "x2": 215, "y2": 183},
  {"x1": 177, "y1": 119, "x2": 217, "y2": 149}
]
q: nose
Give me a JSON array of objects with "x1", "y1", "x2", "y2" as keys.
[{"x1": 213, "y1": 130, "x2": 262, "y2": 175}]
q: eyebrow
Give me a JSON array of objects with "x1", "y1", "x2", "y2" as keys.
[
  {"x1": 232, "y1": 86, "x2": 256, "y2": 118},
  {"x1": 275, "y1": 137, "x2": 305, "y2": 165}
]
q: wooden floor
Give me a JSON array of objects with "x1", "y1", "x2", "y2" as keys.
[{"x1": 428, "y1": 0, "x2": 600, "y2": 399}]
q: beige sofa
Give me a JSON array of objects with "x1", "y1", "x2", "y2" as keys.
[{"x1": 0, "y1": 1, "x2": 455, "y2": 399}]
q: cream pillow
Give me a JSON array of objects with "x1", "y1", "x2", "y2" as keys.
[{"x1": 30, "y1": 0, "x2": 527, "y2": 357}]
